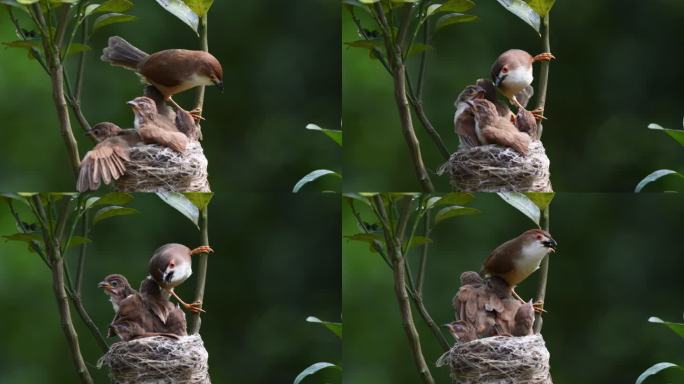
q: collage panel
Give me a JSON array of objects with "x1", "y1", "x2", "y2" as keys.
[
  {"x1": 343, "y1": 193, "x2": 684, "y2": 383},
  {"x1": 0, "y1": 0, "x2": 340, "y2": 192},
  {"x1": 0, "y1": 192, "x2": 340, "y2": 383},
  {"x1": 342, "y1": 1, "x2": 684, "y2": 192}
]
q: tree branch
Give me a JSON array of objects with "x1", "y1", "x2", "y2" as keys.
[
  {"x1": 194, "y1": 15, "x2": 209, "y2": 111},
  {"x1": 190, "y1": 207, "x2": 210, "y2": 334},
  {"x1": 373, "y1": 195, "x2": 435, "y2": 384},
  {"x1": 533, "y1": 206, "x2": 550, "y2": 333},
  {"x1": 535, "y1": 15, "x2": 551, "y2": 138}
]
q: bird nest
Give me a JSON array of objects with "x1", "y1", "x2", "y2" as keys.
[
  {"x1": 436, "y1": 334, "x2": 552, "y2": 384},
  {"x1": 97, "y1": 334, "x2": 210, "y2": 384},
  {"x1": 115, "y1": 141, "x2": 210, "y2": 192},
  {"x1": 438, "y1": 141, "x2": 552, "y2": 192}
]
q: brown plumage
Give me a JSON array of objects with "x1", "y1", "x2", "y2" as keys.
[
  {"x1": 453, "y1": 85, "x2": 484, "y2": 148},
  {"x1": 77, "y1": 122, "x2": 141, "y2": 192},
  {"x1": 128, "y1": 96, "x2": 189, "y2": 153},
  {"x1": 469, "y1": 99, "x2": 531, "y2": 155},
  {"x1": 139, "y1": 277, "x2": 187, "y2": 337},
  {"x1": 102, "y1": 36, "x2": 223, "y2": 99},
  {"x1": 475, "y1": 78, "x2": 514, "y2": 120},
  {"x1": 148, "y1": 243, "x2": 213, "y2": 313},
  {"x1": 491, "y1": 49, "x2": 554, "y2": 107},
  {"x1": 512, "y1": 301, "x2": 535, "y2": 336},
  {"x1": 515, "y1": 107, "x2": 540, "y2": 139}
]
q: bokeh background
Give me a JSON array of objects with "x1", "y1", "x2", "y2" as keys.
[
  {"x1": 343, "y1": 193, "x2": 684, "y2": 383},
  {"x1": 342, "y1": 0, "x2": 684, "y2": 192},
  {"x1": 0, "y1": 192, "x2": 341, "y2": 383},
  {"x1": 0, "y1": 0, "x2": 340, "y2": 192}
]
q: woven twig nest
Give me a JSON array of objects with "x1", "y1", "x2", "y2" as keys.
[
  {"x1": 436, "y1": 334, "x2": 552, "y2": 384},
  {"x1": 438, "y1": 141, "x2": 552, "y2": 192},
  {"x1": 115, "y1": 141, "x2": 210, "y2": 192},
  {"x1": 97, "y1": 335, "x2": 210, "y2": 384}
]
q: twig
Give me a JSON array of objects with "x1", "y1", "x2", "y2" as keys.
[
  {"x1": 194, "y1": 15, "x2": 209, "y2": 112},
  {"x1": 32, "y1": 196, "x2": 93, "y2": 384},
  {"x1": 535, "y1": 15, "x2": 551, "y2": 138},
  {"x1": 190, "y1": 207, "x2": 210, "y2": 334},
  {"x1": 373, "y1": 195, "x2": 435, "y2": 384},
  {"x1": 533, "y1": 207, "x2": 550, "y2": 333},
  {"x1": 75, "y1": 212, "x2": 88, "y2": 295}
]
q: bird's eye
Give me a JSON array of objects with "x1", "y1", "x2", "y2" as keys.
[
  {"x1": 169, "y1": 261, "x2": 175, "y2": 268},
  {"x1": 536, "y1": 235, "x2": 542, "y2": 240},
  {"x1": 111, "y1": 281, "x2": 118, "y2": 287},
  {"x1": 501, "y1": 66, "x2": 509, "y2": 74}
]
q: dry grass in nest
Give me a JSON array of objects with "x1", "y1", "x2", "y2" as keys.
[
  {"x1": 97, "y1": 335, "x2": 210, "y2": 384},
  {"x1": 115, "y1": 141, "x2": 210, "y2": 192},
  {"x1": 438, "y1": 141, "x2": 552, "y2": 192},
  {"x1": 436, "y1": 334, "x2": 552, "y2": 384}
]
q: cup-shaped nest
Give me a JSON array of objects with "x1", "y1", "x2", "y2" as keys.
[
  {"x1": 97, "y1": 334, "x2": 210, "y2": 384},
  {"x1": 438, "y1": 141, "x2": 552, "y2": 192},
  {"x1": 436, "y1": 334, "x2": 552, "y2": 384},
  {"x1": 114, "y1": 141, "x2": 210, "y2": 192}
]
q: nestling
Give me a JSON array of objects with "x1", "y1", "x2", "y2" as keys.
[
  {"x1": 127, "y1": 96, "x2": 190, "y2": 154},
  {"x1": 468, "y1": 99, "x2": 531, "y2": 156}
]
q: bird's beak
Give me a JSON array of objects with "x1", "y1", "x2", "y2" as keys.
[
  {"x1": 214, "y1": 79, "x2": 224, "y2": 92},
  {"x1": 494, "y1": 74, "x2": 506, "y2": 88},
  {"x1": 126, "y1": 100, "x2": 138, "y2": 109},
  {"x1": 98, "y1": 281, "x2": 112, "y2": 291},
  {"x1": 543, "y1": 238, "x2": 558, "y2": 252},
  {"x1": 465, "y1": 100, "x2": 474, "y2": 108},
  {"x1": 85, "y1": 129, "x2": 95, "y2": 138}
]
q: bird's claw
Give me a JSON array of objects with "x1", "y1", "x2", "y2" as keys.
[
  {"x1": 184, "y1": 300, "x2": 205, "y2": 314},
  {"x1": 531, "y1": 107, "x2": 547, "y2": 121},
  {"x1": 190, "y1": 245, "x2": 214, "y2": 255},
  {"x1": 189, "y1": 107, "x2": 205, "y2": 122},
  {"x1": 533, "y1": 300, "x2": 547, "y2": 314},
  {"x1": 533, "y1": 52, "x2": 556, "y2": 62}
]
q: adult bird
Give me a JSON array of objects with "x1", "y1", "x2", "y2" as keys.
[
  {"x1": 491, "y1": 49, "x2": 554, "y2": 118},
  {"x1": 480, "y1": 229, "x2": 557, "y2": 312},
  {"x1": 102, "y1": 36, "x2": 223, "y2": 120},
  {"x1": 148, "y1": 243, "x2": 214, "y2": 313},
  {"x1": 77, "y1": 122, "x2": 142, "y2": 192}
]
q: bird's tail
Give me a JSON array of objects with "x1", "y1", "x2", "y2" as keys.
[{"x1": 101, "y1": 36, "x2": 149, "y2": 70}]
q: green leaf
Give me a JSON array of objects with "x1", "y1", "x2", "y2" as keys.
[
  {"x1": 66, "y1": 43, "x2": 91, "y2": 56},
  {"x1": 407, "y1": 235, "x2": 432, "y2": 250},
  {"x1": 636, "y1": 362, "x2": 683, "y2": 384},
  {"x1": 93, "y1": 206, "x2": 138, "y2": 224},
  {"x1": 182, "y1": 192, "x2": 213, "y2": 212},
  {"x1": 2, "y1": 233, "x2": 42, "y2": 243},
  {"x1": 524, "y1": 192, "x2": 554, "y2": 211},
  {"x1": 435, "y1": 13, "x2": 478, "y2": 30},
  {"x1": 359, "y1": 0, "x2": 379, "y2": 3},
  {"x1": 431, "y1": 0, "x2": 476, "y2": 14},
  {"x1": 182, "y1": 0, "x2": 213, "y2": 16},
  {"x1": 156, "y1": 192, "x2": 200, "y2": 228},
  {"x1": 342, "y1": 0, "x2": 370, "y2": 11},
  {"x1": 293, "y1": 362, "x2": 340, "y2": 384},
  {"x1": 91, "y1": 0, "x2": 133, "y2": 14},
  {"x1": 306, "y1": 123, "x2": 342, "y2": 146},
  {"x1": 16, "y1": 0, "x2": 39, "y2": 4},
  {"x1": 648, "y1": 123, "x2": 684, "y2": 147},
  {"x1": 648, "y1": 317, "x2": 684, "y2": 341},
  {"x1": 344, "y1": 233, "x2": 383, "y2": 253},
  {"x1": 426, "y1": 193, "x2": 473, "y2": 209},
  {"x1": 92, "y1": 192, "x2": 133, "y2": 207},
  {"x1": 93, "y1": 13, "x2": 137, "y2": 31},
  {"x1": 2, "y1": 40, "x2": 41, "y2": 49},
  {"x1": 154, "y1": 0, "x2": 199, "y2": 34},
  {"x1": 306, "y1": 316, "x2": 342, "y2": 338},
  {"x1": 498, "y1": 192, "x2": 540, "y2": 225},
  {"x1": 434, "y1": 206, "x2": 479, "y2": 224},
  {"x1": 496, "y1": 0, "x2": 541, "y2": 33},
  {"x1": 407, "y1": 43, "x2": 433, "y2": 57},
  {"x1": 0, "y1": 0, "x2": 29, "y2": 11},
  {"x1": 635, "y1": 170, "x2": 684, "y2": 192},
  {"x1": 343, "y1": 193, "x2": 372, "y2": 207},
  {"x1": 293, "y1": 169, "x2": 341, "y2": 193},
  {"x1": 525, "y1": 0, "x2": 555, "y2": 16},
  {"x1": 66, "y1": 236, "x2": 91, "y2": 250}
]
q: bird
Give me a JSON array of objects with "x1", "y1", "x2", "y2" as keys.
[
  {"x1": 148, "y1": 243, "x2": 214, "y2": 313},
  {"x1": 127, "y1": 96, "x2": 190, "y2": 153},
  {"x1": 101, "y1": 36, "x2": 223, "y2": 119},
  {"x1": 468, "y1": 98, "x2": 531, "y2": 155},
  {"x1": 491, "y1": 49, "x2": 554, "y2": 116},
  {"x1": 98, "y1": 275, "x2": 180, "y2": 341},
  {"x1": 480, "y1": 229, "x2": 557, "y2": 311},
  {"x1": 475, "y1": 78, "x2": 514, "y2": 121},
  {"x1": 453, "y1": 84, "x2": 485, "y2": 148},
  {"x1": 144, "y1": 85, "x2": 202, "y2": 141},
  {"x1": 139, "y1": 277, "x2": 187, "y2": 337},
  {"x1": 511, "y1": 300, "x2": 535, "y2": 337},
  {"x1": 515, "y1": 107, "x2": 541, "y2": 140},
  {"x1": 77, "y1": 122, "x2": 142, "y2": 192}
]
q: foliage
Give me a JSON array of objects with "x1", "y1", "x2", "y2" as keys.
[
  {"x1": 293, "y1": 124, "x2": 342, "y2": 193},
  {"x1": 635, "y1": 315, "x2": 684, "y2": 383},
  {"x1": 497, "y1": 192, "x2": 554, "y2": 226},
  {"x1": 635, "y1": 119, "x2": 684, "y2": 192},
  {"x1": 293, "y1": 317, "x2": 342, "y2": 384}
]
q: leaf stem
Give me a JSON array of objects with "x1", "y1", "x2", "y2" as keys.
[
  {"x1": 533, "y1": 206, "x2": 550, "y2": 333},
  {"x1": 535, "y1": 15, "x2": 551, "y2": 138},
  {"x1": 190, "y1": 207, "x2": 210, "y2": 334}
]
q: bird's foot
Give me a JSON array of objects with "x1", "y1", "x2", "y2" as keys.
[
  {"x1": 189, "y1": 107, "x2": 205, "y2": 123},
  {"x1": 531, "y1": 107, "x2": 547, "y2": 121},
  {"x1": 190, "y1": 245, "x2": 214, "y2": 255},
  {"x1": 184, "y1": 300, "x2": 206, "y2": 314},
  {"x1": 533, "y1": 300, "x2": 547, "y2": 314},
  {"x1": 533, "y1": 52, "x2": 556, "y2": 62}
]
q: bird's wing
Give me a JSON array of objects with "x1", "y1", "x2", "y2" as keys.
[
  {"x1": 176, "y1": 108, "x2": 201, "y2": 141},
  {"x1": 481, "y1": 122, "x2": 531, "y2": 156},
  {"x1": 139, "y1": 124, "x2": 189, "y2": 153},
  {"x1": 454, "y1": 109, "x2": 479, "y2": 148},
  {"x1": 482, "y1": 238, "x2": 518, "y2": 276},
  {"x1": 140, "y1": 49, "x2": 197, "y2": 88},
  {"x1": 77, "y1": 138, "x2": 130, "y2": 192}
]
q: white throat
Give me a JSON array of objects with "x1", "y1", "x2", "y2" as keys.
[
  {"x1": 167, "y1": 260, "x2": 192, "y2": 287},
  {"x1": 515, "y1": 241, "x2": 549, "y2": 278},
  {"x1": 501, "y1": 66, "x2": 533, "y2": 96}
]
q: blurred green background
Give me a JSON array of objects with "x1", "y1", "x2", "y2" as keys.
[
  {"x1": 0, "y1": 0, "x2": 340, "y2": 192},
  {"x1": 342, "y1": 0, "x2": 684, "y2": 192},
  {"x1": 0, "y1": 192, "x2": 340, "y2": 383},
  {"x1": 343, "y1": 193, "x2": 684, "y2": 383}
]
